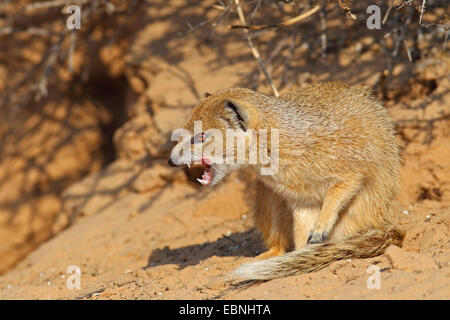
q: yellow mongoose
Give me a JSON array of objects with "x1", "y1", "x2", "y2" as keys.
[{"x1": 168, "y1": 82, "x2": 403, "y2": 280}]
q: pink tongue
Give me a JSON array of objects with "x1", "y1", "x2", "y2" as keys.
[{"x1": 202, "y1": 166, "x2": 212, "y2": 182}]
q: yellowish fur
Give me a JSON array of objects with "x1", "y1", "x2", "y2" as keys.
[{"x1": 169, "y1": 82, "x2": 403, "y2": 280}]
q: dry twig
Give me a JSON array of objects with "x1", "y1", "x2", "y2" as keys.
[
  {"x1": 383, "y1": 0, "x2": 394, "y2": 24},
  {"x1": 419, "y1": 0, "x2": 426, "y2": 24},
  {"x1": 337, "y1": 0, "x2": 356, "y2": 20},
  {"x1": 233, "y1": 0, "x2": 279, "y2": 97},
  {"x1": 25, "y1": 0, "x2": 89, "y2": 11},
  {"x1": 230, "y1": 4, "x2": 320, "y2": 30}
]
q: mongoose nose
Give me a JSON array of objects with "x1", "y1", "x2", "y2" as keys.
[{"x1": 168, "y1": 158, "x2": 177, "y2": 167}]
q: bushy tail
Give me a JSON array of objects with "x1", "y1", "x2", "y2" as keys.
[{"x1": 233, "y1": 226, "x2": 403, "y2": 280}]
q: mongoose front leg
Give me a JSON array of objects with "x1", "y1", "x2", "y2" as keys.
[
  {"x1": 254, "y1": 180, "x2": 293, "y2": 258},
  {"x1": 293, "y1": 207, "x2": 321, "y2": 249},
  {"x1": 307, "y1": 175, "x2": 363, "y2": 244}
]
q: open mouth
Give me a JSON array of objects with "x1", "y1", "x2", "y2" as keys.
[{"x1": 196, "y1": 158, "x2": 213, "y2": 186}]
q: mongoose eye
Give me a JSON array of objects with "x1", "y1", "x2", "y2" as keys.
[{"x1": 191, "y1": 132, "x2": 207, "y2": 144}]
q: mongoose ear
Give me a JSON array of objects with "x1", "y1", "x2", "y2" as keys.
[
  {"x1": 204, "y1": 92, "x2": 211, "y2": 98},
  {"x1": 223, "y1": 99, "x2": 250, "y2": 131}
]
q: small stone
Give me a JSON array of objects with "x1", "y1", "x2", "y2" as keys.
[
  {"x1": 206, "y1": 277, "x2": 223, "y2": 290},
  {"x1": 129, "y1": 76, "x2": 146, "y2": 93},
  {"x1": 128, "y1": 211, "x2": 138, "y2": 219}
]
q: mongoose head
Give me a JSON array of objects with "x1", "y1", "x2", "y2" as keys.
[{"x1": 168, "y1": 88, "x2": 260, "y2": 186}]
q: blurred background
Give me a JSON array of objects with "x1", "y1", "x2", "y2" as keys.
[{"x1": 0, "y1": 0, "x2": 448, "y2": 299}]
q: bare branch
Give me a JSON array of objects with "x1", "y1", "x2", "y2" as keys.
[
  {"x1": 403, "y1": 39, "x2": 412, "y2": 62},
  {"x1": 68, "y1": 31, "x2": 77, "y2": 73},
  {"x1": 230, "y1": 5, "x2": 320, "y2": 30},
  {"x1": 25, "y1": 0, "x2": 89, "y2": 11},
  {"x1": 419, "y1": 0, "x2": 426, "y2": 24},
  {"x1": 382, "y1": 0, "x2": 394, "y2": 24},
  {"x1": 319, "y1": 3, "x2": 327, "y2": 59},
  {"x1": 233, "y1": 0, "x2": 279, "y2": 97},
  {"x1": 337, "y1": 0, "x2": 356, "y2": 20},
  {"x1": 179, "y1": 1, "x2": 233, "y2": 37},
  {"x1": 35, "y1": 32, "x2": 66, "y2": 101},
  {"x1": 0, "y1": 27, "x2": 54, "y2": 36}
]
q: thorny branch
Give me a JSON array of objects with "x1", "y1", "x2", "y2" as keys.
[
  {"x1": 1, "y1": 0, "x2": 448, "y2": 115},
  {"x1": 233, "y1": 0, "x2": 279, "y2": 97},
  {"x1": 178, "y1": 0, "x2": 447, "y2": 97}
]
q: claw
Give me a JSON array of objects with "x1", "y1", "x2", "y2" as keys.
[
  {"x1": 307, "y1": 230, "x2": 329, "y2": 244},
  {"x1": 197, "y1": 178, "x2": 208, "y2": 185}
]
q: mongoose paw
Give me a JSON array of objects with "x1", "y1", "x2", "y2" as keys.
[
  {"x1": 307, "y1": 230, "x2": 329, "y2": 244},
  {"x1": 255, "y1": 247, "x2": 285, "y2": 260}
]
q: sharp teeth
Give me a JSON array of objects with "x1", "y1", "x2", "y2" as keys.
[{"x1": 197, "y1": 178, "x2": 208, "y2": 185}]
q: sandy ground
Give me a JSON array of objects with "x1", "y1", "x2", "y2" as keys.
[
  {"x1": 0, "y1": 0, "x2": 449, "y2": 299},
  {"x1": 0, "y1": 164, "x2": 448, "y2": 299}
]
